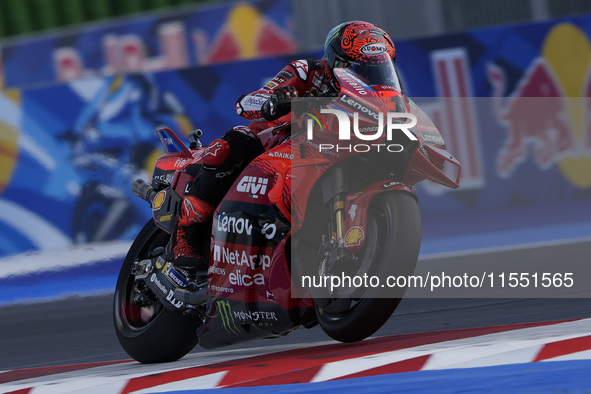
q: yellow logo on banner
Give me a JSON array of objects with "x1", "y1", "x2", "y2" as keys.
[
  {"x1": 543, "y1": 23, "x2": 591, "y2": 188},
  {"x1": 0, "y1": 77, "x2": 20, "y2": 195}
]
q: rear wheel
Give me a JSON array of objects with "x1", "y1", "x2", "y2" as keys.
[
  {"x1": 113, "y1": 220, "x2": 200, "y2": 363},
  {"x1": 309, "y1": 192, "x2": 421, "y2": 342}
]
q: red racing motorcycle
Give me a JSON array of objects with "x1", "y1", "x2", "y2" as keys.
[{"x1": 113, "y1": 61, "x2": 461, "y2": 363}]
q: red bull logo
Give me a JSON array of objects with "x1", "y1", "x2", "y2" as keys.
[
  {"x1": 194, "y1": 3, "x2": 297, "y2": 64},
  {"x1": 54, "y1": 3, "x2": 297, "y2": 81},
  {"x1": 488, "y1": 23, "x2": 591, "y2": 188}
]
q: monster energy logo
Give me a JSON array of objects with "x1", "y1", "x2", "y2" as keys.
[
  {"x1": 217, "y1": 300, "x2": 239, "y2": 336},
  {"x1": 328, "y1": 29, "x2": 339, "y2": 43}
]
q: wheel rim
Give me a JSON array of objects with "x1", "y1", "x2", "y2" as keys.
[
  {"x1": 319, "y1": 199, "x2": 391, "y2": 317},
  {"x1": 115, "y1": 224, "x2": 169, "y2": 333},
  {"x1": 119, "y1": 275, "x2": 164, "y2": 332}
]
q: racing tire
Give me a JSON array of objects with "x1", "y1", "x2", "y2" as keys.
[
  {"x1": 313, "y1": 192, "x2": 421, "y2": 343},
  {"x1": 113, "y1": 219, "x2": 200, "y2": 363}
]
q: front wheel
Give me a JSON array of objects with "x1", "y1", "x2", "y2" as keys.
[
  {"x1": 312, "y1": 192, "x2": 421, "y2": 343},
  {"x1": 113, "y1": 220, "x2": 201, "y2": 363}
]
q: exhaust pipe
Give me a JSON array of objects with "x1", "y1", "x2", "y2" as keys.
[
  {"x1": 174, "y1": 287, "x2": 208, "y2": 305},
  {"x1": 132, "y1": 179, "x2": 157, "y2": 205}
]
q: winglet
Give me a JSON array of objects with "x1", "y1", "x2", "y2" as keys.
[{"x1": 155, "y1": 128, "x2": 191, "y2": 154}]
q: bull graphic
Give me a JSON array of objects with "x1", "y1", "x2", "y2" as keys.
[{"x1": 488, "y1": 59, "x2": 576, "y2": 176}]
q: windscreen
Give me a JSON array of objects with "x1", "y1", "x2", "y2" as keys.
[{"x1": 346, "y1": 53, "x2": 403, "y2": 91}]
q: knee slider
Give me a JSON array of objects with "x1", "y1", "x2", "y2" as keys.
[{"x1": 179, "y1": 195, "x2": 215, "y2": 226}]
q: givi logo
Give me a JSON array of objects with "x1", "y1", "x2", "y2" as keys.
[{"x1": 236, "y1": 176, "x2": 268, "y2": 198}]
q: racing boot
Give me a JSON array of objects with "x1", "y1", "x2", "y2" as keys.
[{"x1": 170, "y1": 195, "x2": 215, "y2": 274}]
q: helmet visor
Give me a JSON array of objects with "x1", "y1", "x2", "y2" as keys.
[{"x1": 347, "y1": 54, "x2": 402, "y2": 91}]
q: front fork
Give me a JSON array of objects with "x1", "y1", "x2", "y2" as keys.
[
  {"x1": 324, "y1": 167, "x2": 417, "y2": 254},
  {"x1": 326, "y1": 166, "x2": 348, "y2": 245},
  {"x1": 332, "y1": 198, "x2": 346, "y2": 244},
  {"x1": 319, "y1": 169, "x2": 357, "y2": 302}
]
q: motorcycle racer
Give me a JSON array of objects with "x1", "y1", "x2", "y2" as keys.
[{"x1": 171, "y1": 21, "x2": 397, "y2": 273}]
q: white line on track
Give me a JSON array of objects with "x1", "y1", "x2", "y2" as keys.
[
  {"x1": 132, "y1": 371, "x2": 228, "y2": 394},
  {"x1": 0, "y1": 240, "x2": 132, "y2": 278},
  {"x1": 3, "y1": 319, "x2": 589, "y2": 393},
  {"x1": 311, "y1": 318, "x2": 591, "y2": 382},
  {"x1": 419, "y1": 235, "x2": 591, "y2": 261}
]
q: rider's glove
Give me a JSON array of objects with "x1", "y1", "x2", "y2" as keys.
[{"x1": 261, "y1": 86, "x2": 298, "y2": 121}]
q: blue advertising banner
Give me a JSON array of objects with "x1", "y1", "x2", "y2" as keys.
[
  {"x1": 0, "y1": 56, "x2": 305, "y2": 256},
  {"x1": 0, "y1": 0, "x2": 296, "y2": 89},
  {"x1": 1, "y1": 14, "x2": 591, "y2": 257},
  {"x1": 393, "y1": 15, "x2": 591, "y2": 229}
]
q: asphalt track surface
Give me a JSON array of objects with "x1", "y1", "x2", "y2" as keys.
[{"x1": 1, "y1": 240, "x2": 590, "y2": 372}]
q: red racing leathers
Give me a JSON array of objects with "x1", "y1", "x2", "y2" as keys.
[
  {"x1": 172, "y1": 59, "x2": 334, "y2": 269},
  {"x1": 236, "y1": 58, "x2": 334, "y2": 132}
]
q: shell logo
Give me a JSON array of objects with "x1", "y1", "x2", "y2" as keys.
[
  {"x1": 345, "y1": 226, "x2": 365, "y2": 247},
  {"x1": 153, "y1": 190, "x2": 166, "y2": 210}
]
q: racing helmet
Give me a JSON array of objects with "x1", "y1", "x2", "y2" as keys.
[{"x1": 323, "y1": 21, "x2": 396, "y2": 70}]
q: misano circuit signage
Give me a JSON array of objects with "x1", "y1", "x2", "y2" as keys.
[
  {"x1": 0, "y1": 0, "x2": 296, "y2": 88},
  {"x1": 2, "y1": 14, "x2": 591, "y2": 259},
  {"x1": 414, "y1": 19, "x2": 591, "y2": 193}
]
